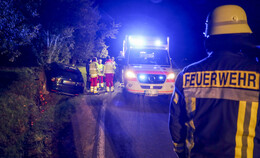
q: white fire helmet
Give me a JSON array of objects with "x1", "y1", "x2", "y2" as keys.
[{"x1": 204, "y1": 5, "x2": 252, "y2": 38}]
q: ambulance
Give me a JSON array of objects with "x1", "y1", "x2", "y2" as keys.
[{"x1": 120, "y1": 35, "x2": 176, "y2": 96}]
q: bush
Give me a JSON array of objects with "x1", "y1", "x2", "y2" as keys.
[{"x1": 0, "y1": 67, "x2": 72, "y2": 157}]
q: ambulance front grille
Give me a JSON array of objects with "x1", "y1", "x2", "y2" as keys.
[
  {"x1": 137, "y1": 74, "x2": 166, "y2": 84},
  {"x1": 140, "y1": 85, "x2": 150, "y2": 89}
]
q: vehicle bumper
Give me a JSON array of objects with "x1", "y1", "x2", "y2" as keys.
[
  {"x1": 125, "y1": 81, "x2": 174, "y2": 96},
  {"x1": 50, "y1": 84, "x2": 84, "y2": 95}
]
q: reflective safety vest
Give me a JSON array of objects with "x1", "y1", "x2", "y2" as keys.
[
  {"x1": 104, "y1": 60, "x2": 115, "y2": 74},
  {"x1": 89, "y1": 62, "x2": 99, "y2": 78},
  {"x1": 97, "y1": 63, "x2": 104, "y2": 76},
  {"x1": 169, "y1": 50, "x2": 260, "y2": 158}
]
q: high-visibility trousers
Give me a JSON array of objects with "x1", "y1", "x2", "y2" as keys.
[
  {"x1": 105, "y1": 73, "x2": 114, "y2": 87},
  {"x1": 90, "y1": 77, "x2": 98, "y2": 87}
]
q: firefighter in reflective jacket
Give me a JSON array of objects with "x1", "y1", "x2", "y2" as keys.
[
  {"x1": 104, "y1": 56, "x2": 116, "y2": 92},
  {"x1": 97, "y1": 59, "x2": 104, "y2": 89},
  {"x1": 89, "y1": 57, "x2": 100, "y2": 94},
  {"x1": 169, "y1": 5, "x2": 260, "y2": 158}
]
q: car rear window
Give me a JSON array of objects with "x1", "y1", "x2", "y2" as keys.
[{"x1": 57, "y1": 70, "x2": 83, "y2": 82}]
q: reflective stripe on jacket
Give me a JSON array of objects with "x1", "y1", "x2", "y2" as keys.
[
  {"x1": 104, "y1": 60, "x2": 115, "y2": 74},
  {"x1": 169, "y1": 51, "x2": 260, "y2": 158}
]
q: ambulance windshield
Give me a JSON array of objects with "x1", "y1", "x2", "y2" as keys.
[{"x1": 128, "y1": 49, "x2": 170, "y2": 65}]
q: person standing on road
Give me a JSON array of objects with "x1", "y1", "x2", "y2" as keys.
[
  {"x1": 104, "y1": 56, "x2": 116, "y2": 92},
  {"x1": 111, "y1": 56, "x2": 118, "y2": 82},
  {"x1": 97, "y1": 59, "x2": 104, "y2": 90},
  {"x1": 89, "y1": 57, "x2": 99, "y2": 94},
  {"x1": 86, "y1": 59, "x2": 92, "y2": 91},
  {"x1": 112, "y1": 57, "x2": 117, "y2": 68},
  {"x1": 169, "y1": 5, "x2": 260, "y2": 158}
]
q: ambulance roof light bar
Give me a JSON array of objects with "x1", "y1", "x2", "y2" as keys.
[
  {"x1": 129, "y1": 36, "x2": 145, "y2": 46},
  {"x1": 128, "y1": 36, "x2": 164, "y2": 47}
]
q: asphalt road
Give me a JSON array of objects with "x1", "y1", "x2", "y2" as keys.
[{"x1": 71, "y1": 83, "x2": 178, "y2": 158}]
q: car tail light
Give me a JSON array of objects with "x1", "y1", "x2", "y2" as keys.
[{"x1": 51, "y1": 77, "x2": 56, "y2": 82}]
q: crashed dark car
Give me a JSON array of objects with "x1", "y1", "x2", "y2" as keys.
[{"x1": 45, "y1": 63, "x2": 84, "y2": 96}]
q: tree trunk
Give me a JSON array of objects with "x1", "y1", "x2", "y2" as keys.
[{"x1": 47, "y1": 34, "x2": 60, "y2": 64}]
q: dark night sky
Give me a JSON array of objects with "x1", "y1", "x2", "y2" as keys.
[{"x1": 96, "y1": 0, "x2": 260, "y2": 67}]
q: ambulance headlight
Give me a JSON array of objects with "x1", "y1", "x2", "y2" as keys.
[
  {"x1": 125, "y1": 70, "x2": 136, "y2": 79},
  {"x1": 167, "y1": 73, "x2": 175, "y2": 79},
  {"x1": 155, "y1": 40, "x2": 162, "y2": 46}
]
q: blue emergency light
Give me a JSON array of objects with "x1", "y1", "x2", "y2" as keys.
[
  {"x1": 129, "y1": 36, "x2": 145, "y2": 46},
  {"x1": 128, "y1": 36, "x2": 163, "y2": 47}
]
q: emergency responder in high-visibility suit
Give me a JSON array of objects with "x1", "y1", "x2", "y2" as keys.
[
  {"x1": 89, "y1": 57, "x2": 100, "y2": 94},
  {"x1": 104, "y1": 56, "x2": 116, "y2": 92},
  {"x1": 111, "y1": 56, "x2": 118, "y2": 82},
  {"x1": 169, "y1": 5, "x2": 260, "y2": 158},
  {"x1": 97, "y1": 59, "x2": 104, "y2": 89}
]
